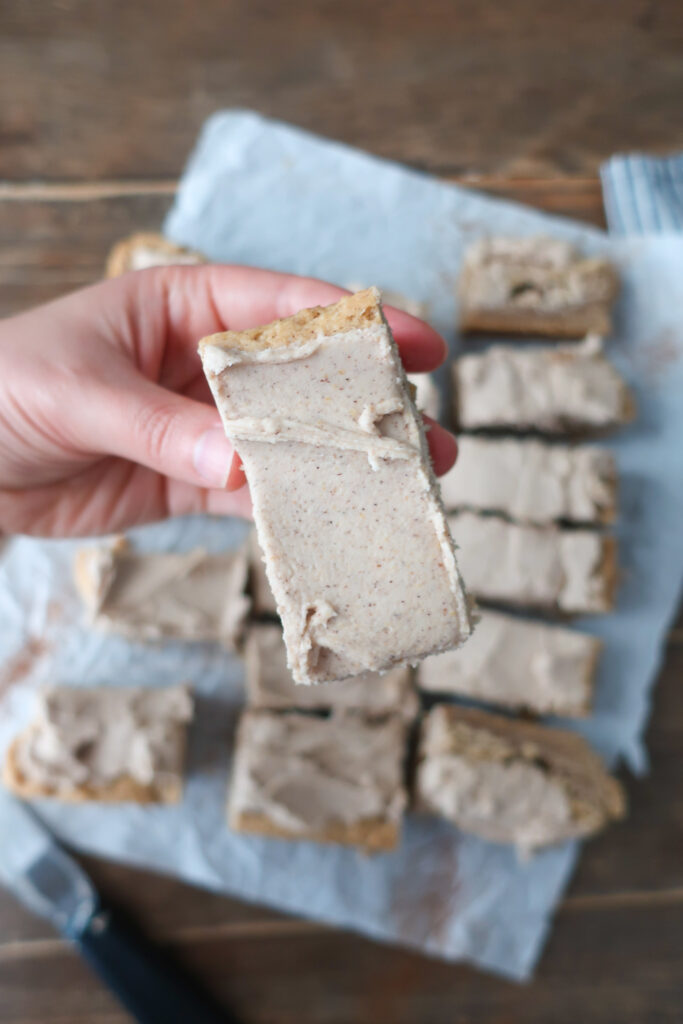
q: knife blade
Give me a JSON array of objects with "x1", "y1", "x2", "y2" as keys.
[{"x1": 0, "y1": 792, "x2": 239, "y2": 1024}]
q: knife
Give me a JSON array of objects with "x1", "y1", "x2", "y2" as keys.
[{"x1": 0, "y1": 792, "x2": 240, "y2": 1024}]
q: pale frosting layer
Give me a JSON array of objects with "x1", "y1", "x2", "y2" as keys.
[
  {"x1": 439, "y1": 436, "x2": 617, "y2": 524},
  {"x1": 12, "y1": 685, "x2": 193, "y2": 794},
  {"x1": 408, "y1": 373, "x2": 442, "y2": 420},
  {"x1": 449, "y1": 511, "x2": 615, "y2": 614},
  {"x1": 248, "y1": 529, "x2": 278, "y2": 615},
  {"x1": 200, "y1": 288, "x2": 472, "y2": 685},
  {"x1": 416, "y1": 705, "x2": 624, "y2": 853},
  {"x1": 230, "y1": 711, "x2": 407, "y2": 833},
  {"x1": 417, "y1": 610, "x2": 600, "y2": 715},
  {"x1": 105, "y1": 232, "x2": 206, "y2": 278},
  {"x1": 245, "y1": 623, "x2": 419, "y2": 719},
  {"x1": 74, "y1": 540, "x2": 250, "y2": 648},
  {"x1": 459, "y1": 236, "x2": 618, "y2": 316},
  {"x1": 453, "y1": 337, "x2": 633, "y2": 433}
]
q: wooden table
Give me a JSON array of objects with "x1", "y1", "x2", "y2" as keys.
[{"x1": 1, "y1": 4, "x2": 682, "y2": 1021}]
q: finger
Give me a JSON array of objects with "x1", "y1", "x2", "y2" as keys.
[
  {"x1": 166, "y1": 477, "x2": 253, "y2": 520},
  {"x1": 423, "y1": 415, "x2": 458, "y2": 476},
  {"x1": 79, "y1": 366, "x2": 238, "y2": 491},
  {"x1": 126, "y1": 266, "x2": 447, "y2": 377}
]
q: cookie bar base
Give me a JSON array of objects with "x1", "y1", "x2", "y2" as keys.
[
  {"x1": 230, "y1": 809, "x2": 400, "y2": 853},
  {"x1": 459, "y1": 305, "x2": 612, "y2": 338},
  {"x1": 105, "y1": 232, "x2": 206, "y2": 278},
  {"x1": 3, "y1": 739, "x2": 183, "y2": 805}
]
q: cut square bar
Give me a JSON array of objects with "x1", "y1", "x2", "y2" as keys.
[
  {"x1": 74, "y1": 538, "x2": 250, "y2": 649},
  {"x1": 105, "y1": 232, "x2": 206, "y2": 277},
  {"x1": 229, "y1": 710, "x2": 408, "y2": 852},
  {"x1": 449, "y1": 512, "x2": 617, "y2": 614},
  {"x1": 245, "y1": 623, "x2": 419, "y2": 720},
  {"x1": 200, "y1": 288, "x2": 472, "y2": 684},
  {"x1": 4, "y1": 685, "x2": 193, "y2": 804},
  {"x1": 453, "y1": 337, "x2": 634, "y2": 434},
  {"x1": 458, "y1": 236, "x2": 619, "y2": 337},
  {"x1": 439, "y1": 436, "x2": 617, "y2": 525},
  {"x1": 415, "y1": 705, "x2": 625, "y2": 853},
  {"x1": 417, "y1": 609, "x2": 601, "y2": 716}
]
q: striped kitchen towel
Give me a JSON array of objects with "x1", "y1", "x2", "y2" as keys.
[{"x1": 601, "y1": 152, "x2": 683, "y2": 234}]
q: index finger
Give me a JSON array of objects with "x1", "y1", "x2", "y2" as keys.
[{"x1": 141, "y1": 265, "x2": 448, "y2": 375}]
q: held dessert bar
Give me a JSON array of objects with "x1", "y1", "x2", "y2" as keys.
[
  {"x1": 199, "y1": 288, "x2": 472, "y2": 685},
  {"x1": 449, "y1": 512, "x2": 617, "y2": 614},
  {"x1": 229, "y1": 710, "x2": 408, "y2": 852},
  {"x1": 245, "y1": 623, "x2": 419, "y2": 720},
  {"x1": 439, "y1": 436, "x2": 617, "y2": 525},
  {"x1": 417, "y1": 610, "x2": 601, "y2": 717},
  {"x1": 453, "y1": 337, "x2": 634, "y2": 434},
  {"x1": 4, "y1": 685, "x2": 193, "y2": 804},
  {"x1": 105, "y1": 232, "x2": 206, "y2": 277},
  {"x1": 415, "y1": 705, "x2": 625, "y2": 854},
  {"x1": 458, "y1": 236, "x2": 619, "y2": 337},
  {"x1": 74, "y1": 537, "x2": 250, "y2": 649}
]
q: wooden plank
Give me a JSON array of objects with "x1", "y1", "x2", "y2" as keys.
[
  {"x1": 0, "y1": 900, "x2": 682, "y2": 1024},
  {"x1": 0, "y1": 177, "x2": 603, "y2": 319},
  {"x1": 1, "y1": 1, "x2": 682, "y2": 181}
]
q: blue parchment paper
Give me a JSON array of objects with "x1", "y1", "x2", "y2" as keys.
[{"x1": 1, "y1": 112, "x2": 682, "y2": 979}]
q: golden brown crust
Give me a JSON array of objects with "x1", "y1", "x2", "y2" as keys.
[
  {"x1": 577, "y1": 640, "x2": 603, "y2": 716},
  {"x1": 105, "y1": 232, "x2": 206, "y2": 278},
  {"x1": 230, "y1": 808, "x2": 400, "y2": 853},
  {"x1": 3, "y1": 737, "x2": 183, "y2": 805},
  {"x1": 459, "y1": 305, "x2": 614, "y2": 338},
  {"x1": 200, "y1": 288, "x2": 382, "y2": 356},
  {"x1": 72, "y1": 535, "x2": 128, "y2": 607}
]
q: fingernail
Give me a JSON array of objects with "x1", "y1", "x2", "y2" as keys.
[{"x1": 194, "y1": 427, "x2": 233, "y2": 488}]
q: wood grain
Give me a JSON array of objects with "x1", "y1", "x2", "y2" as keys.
[
  {"x1": 0, "y1": 177, "x2": 606, "y2": 319},
  {"x1": 1, "y1": 898, "x2": 682, "y2": 1024},
  {"x1": 1, "y1": 4, "x2": 682, "y2": 1017},
  {"x1": 1, "y1": 0, "x2": 683, "y2": 181}
]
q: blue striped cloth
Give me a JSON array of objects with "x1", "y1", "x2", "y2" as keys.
[{"x1": 601, "y1": 152, "x2": 683, "y2": 234}]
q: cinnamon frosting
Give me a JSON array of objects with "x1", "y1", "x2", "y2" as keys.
[
  {"x1": 245, "y1": 623, "x2": 419, "y2": 719},
  {"x1": 229, "y1": 710, "x2": 407, "y2": 833},
  {"x1": 11, "y1": 685, "x2": 193, "y2": 794},
  {"x1": 453, "y1": 336, "x2": 634, "y2": 433},
  {"x1": 417, "y1": 610, "x2": 600, "y2": 716},
  {"x1": 74, "y1": 540, "x2": 250, "y2": 649},
  {"x1": 449, "y1": 511, "x2": 615, "y2": 614},
  {"x1": 105, "y1": 232, "x2": 206, "y2": 277},
  {"x1": 439, "y1": 436, "x2": 617, "y2": 524}
]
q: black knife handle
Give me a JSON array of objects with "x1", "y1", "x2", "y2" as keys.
[{"x1": 75, "y1": 903, "x2": 240, "y2": 1024}]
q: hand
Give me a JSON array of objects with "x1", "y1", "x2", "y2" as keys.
[{"x1": 0, "y1": 266, "x2": 457, "y2": 537}]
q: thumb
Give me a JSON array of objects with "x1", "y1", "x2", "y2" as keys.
[{"x1": 87, "y1": 374, "x2": 244, "y2": 491}]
